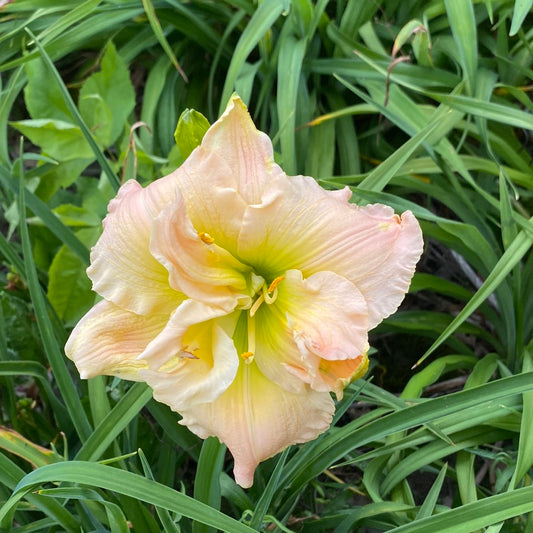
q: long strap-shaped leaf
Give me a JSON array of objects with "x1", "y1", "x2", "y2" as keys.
[
  {"x1": 414, "y1": 223, "x2": 533, "y2": 367},
  {"x1": 389, "y1": 484, "x2": 533, "y2": 532},
  {"x1": 0, "y1": 462, "x2": 255, "y2": 533},
  {"x1": 18, "y1": 164, "x2": 92, "y2": 443},
  {"x1": 278, "y1": 371, "x2": 533, "y2": 511}
]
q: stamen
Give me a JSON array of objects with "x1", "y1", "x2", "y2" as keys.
[
  {"x1": 198, "y1": 232, "x2": 215, "y2": 244},
  {"x1": 249, "y1": 293, "x2": 265, "y2": 317},
  {"x1": 263, "y1": 284, "x2": 277, "y2": 304},
  {"x1": 241, "y1": 351, "x2": 254, "y2": 364},
  {"x1": 247, "y1": 312, "x2": 256, "y2": 355},
  {"x1": 268, "y1": 275, "x2": 285, "y2": 293}
]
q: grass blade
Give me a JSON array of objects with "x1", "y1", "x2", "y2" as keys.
[
  {"x1": 75, "y1": 383, "x2": 153, "y2": 462},
  {"x1": 17, "y1": 155, "x2": 92, "y2": 443},
  {"x1": 220, "y1": 0, "x2": 289, "y2": 112}
]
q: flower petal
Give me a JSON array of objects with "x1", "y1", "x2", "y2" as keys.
[
  {"x1": 284, "y1": 353, "x2": 369, "y2": 398},
  {"x1": 88, "y1": 180, "x2": 183, "y2": 315},
  {"x1": 150, "y1": 192, "x2": 253, "y2": 312},
  {"x1": 254, "y1": 270, "x2": 368, "y2": 395},
  {"x1": 139, "y1": 303, "x2": 240, "y2": 408},
  {"x1": 162, "y1": 95, "x2": 284, "y2": 253},
  {"x1": 64, "y1": 300, "x2": 168, "y2": 380},
  {"x1": 238, "y1": 175, "x2": 423, "y2": 328},
  {"x1": 177, "y1": 361, "x2": 334, "y2": 488}
]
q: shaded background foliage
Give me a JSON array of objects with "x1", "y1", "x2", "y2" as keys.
[{"x1": 0, "y1": 0, "x2": 533, "y2": 531}]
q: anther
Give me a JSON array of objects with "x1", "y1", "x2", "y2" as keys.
[
  {"x1": 199, "y1": 232, "x2": 215, "y2": 244},
  {"x1": 241, "y1": 351, "x2": 254, "y2": 364},
  {"x1": 268, "y1": 275, "x2": 285, "y2": 293}
]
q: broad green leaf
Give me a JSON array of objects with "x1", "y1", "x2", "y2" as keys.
[
  {"x1": 79, "y1": 41, "x2": 135, "y2": 146},
  {"x1": 24, "y1": 58, "x2": 72, "y2": 122},
  {"x1": 34, "y1": 159, "x2": 92, "y2": 202},
  {"x1": 47, "y1": 227, "x2": 99, "y2": 325},
  {"x1": 26, "y1": 29, "x2": 120, "y2": 191},
  {"x1": 0, "y1": 166, "x2": 89, "y2": 265},
  {"x1": 174, "y1": 108, "x2": 210, "y2": 161},
  {"x1": 49, "y1": 205, "x2": 102, "y2": 228},
  {"x1": 10, "y1": 119, "x2": 93, "y2": 160}
]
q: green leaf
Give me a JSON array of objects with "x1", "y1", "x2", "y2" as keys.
[
  {"x1": 17, "y1": 163, "x2": 92, "y2": 443},
  {"x1": 220, "y1": 0, "x2": 290, "y2": 112},
  {"x1": 277, "y1": 33, "x2": 307, "y2": 175},
  {"x1": 79, "y1": 41, "x2": 135, "y2": 146},
  {"x1": 173, "y1": 108, "x2": 210, "y2": 161},
  {"x1": 35, "y1": 159, "x2": 92, "y2": 202},
  {"x1": 415, "y1": 222, "x2": 533, "y2": 367},
  {"x1": 25, "y1": 28, "x2": 121, "y2": 191},
  {"x1": 389, "y1": 485, "x2": 533, "y2": 532},
  {"x1": 510, "y1": 0, "x2": 533, "y2": 36},
  {"x1": 193, "y1": 438, "x2": 226, "y2": 533},
  {"x1": 141, "y1": 0, "x2": 188, "y2": 82},
  {"x1": 0, "y1": 462, "x2": 256, "y2": 533},
  {"x1": 415, "y1": 463, "x2": 448, "y2": 519},
  {"x1": 444, "y1": 0, "x2": 478, "y2": 93},
  {"x1": 47, "y1": 227, "x2": 99, "y2": 324},
  {"x1": 10, "y1": 119, "x2": 93, "y2": 160},
  {"x1": 49, "y1": 205, "x2": 102, "y2": 228},
  {"x1": 24, "y1": 58, "x2": 72, "y2": 122},
  {"x1": 514, "y1": 345, "x2": 533, "y2": 484},
  {"x1": 280, "y1": 372, "x2": 533, "y2": 506},
  {"x1": 75, "y1": 383, "x2": 153, "y2": 462}
]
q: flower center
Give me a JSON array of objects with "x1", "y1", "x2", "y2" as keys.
[
  {"x1": 249, "y1": 275, "x2": 285, "y2": 317},
  {"x1": 240, "y1": 275, "x2": 285, "y2": 364}
]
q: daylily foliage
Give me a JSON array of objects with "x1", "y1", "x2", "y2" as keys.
[{"x1": 65, "y1": 95, "x2": 423, "y2": 488}]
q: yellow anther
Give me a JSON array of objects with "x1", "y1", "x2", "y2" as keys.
[
  {"x1": 199, "y1": 232, "x2": 215, "y2": 244},
  {"x1": 241, "y1": 351, "x2": 254, "y2": 364},
  {"x1": 268, "y1": 275, "x2": 285, "y2": 293}
]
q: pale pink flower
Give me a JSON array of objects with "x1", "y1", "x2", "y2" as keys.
[{"x1": 65, "y1": 95, "x2": 423, "y2": 488}]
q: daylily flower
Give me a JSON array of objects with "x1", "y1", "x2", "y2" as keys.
[{"x1": 65, "y1": 95, "x2": 423, "y2": 488}]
